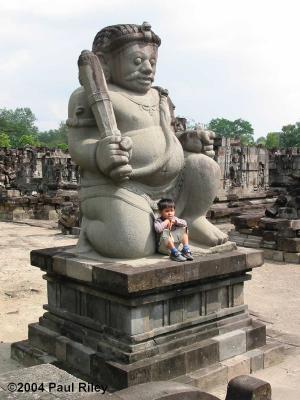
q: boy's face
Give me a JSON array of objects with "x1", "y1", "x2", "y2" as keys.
[{"x1": 160, "y1": 207, "x2": 175, "y2": 220}]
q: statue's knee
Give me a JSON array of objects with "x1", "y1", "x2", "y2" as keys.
[
  {"x1": 85, "y1": 219, "x2": 155, "y2": 258},
  {"x1": 186, "y1": 153, "x2": 220, "y2": 180}
]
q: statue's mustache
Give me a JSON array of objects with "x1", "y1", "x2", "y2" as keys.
[{"x1": 125, "y1": 71, "x2": 154, "y2": 82}]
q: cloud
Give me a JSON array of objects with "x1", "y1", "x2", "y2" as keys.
[{"x1": 1, "y1": 0, "x2": 300, "y2": 138}]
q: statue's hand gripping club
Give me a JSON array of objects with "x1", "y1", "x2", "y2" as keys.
[{"x1": 78, "y1": 50, "x2": 133, "y2": 181}]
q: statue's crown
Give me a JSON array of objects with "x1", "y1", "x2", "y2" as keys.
[{"x1": 92, "y1": 22, "x2": 161, "y2": 53}]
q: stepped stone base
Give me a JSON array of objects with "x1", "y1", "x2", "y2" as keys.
[
  {"x1": 173, "y1": 339, "x2": 286, "y2": 391},
  {"x1": 12, "y1": 245, "x2": 267, "y2": 390}
]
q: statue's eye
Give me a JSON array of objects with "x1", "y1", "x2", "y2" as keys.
[
  {"x1": 150, "y1": 59, "x2": 156, "y2": 66},
  {"x1": 134, "y1": 57, "x2": 142, "y2": 65}
]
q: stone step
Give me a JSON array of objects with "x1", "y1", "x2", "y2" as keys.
[{"x1": 173, "y1": 339, "x2": 286, "y2": 392}]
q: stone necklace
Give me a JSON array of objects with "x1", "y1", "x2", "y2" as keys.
[{"x1": 118, "y1": 91, "x2": 159, "y2": 116}]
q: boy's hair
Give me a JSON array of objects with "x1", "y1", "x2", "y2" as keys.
[{"x1": 157, "y1": 198, "x2": 175, "y2": 211}]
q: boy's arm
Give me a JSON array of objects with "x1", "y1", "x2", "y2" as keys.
[
  {"x1": 154, "y1": 218, "x2": 170, "y2": 233},
  {"x1": 173, "y1": 217, "x2": 187, "y2": 228}
]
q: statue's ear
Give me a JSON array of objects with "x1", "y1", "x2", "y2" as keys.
[{"x1": 96, "y1": 52, "x2": 111, "y2": 82}]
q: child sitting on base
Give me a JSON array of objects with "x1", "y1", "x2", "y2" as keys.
[{"x1": 154, "y1": 198, "x2": 194, "y2": 262}]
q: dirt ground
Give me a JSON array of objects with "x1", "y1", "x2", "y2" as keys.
[{"x1": 0, "y1": 221, "x2": 299, "y2": 399}]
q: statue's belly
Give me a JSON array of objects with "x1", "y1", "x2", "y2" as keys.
[{"x1": 126, "y1": 126, "x2": 184, "y2": 186}]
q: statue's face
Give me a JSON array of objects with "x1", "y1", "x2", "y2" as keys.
[{"x1": 106, "y1": 42, "x2": 158, "y2": 93}]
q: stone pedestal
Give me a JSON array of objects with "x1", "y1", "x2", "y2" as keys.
[{"x1": 12, "y1": 246, "x2": 266, "y2": 390}]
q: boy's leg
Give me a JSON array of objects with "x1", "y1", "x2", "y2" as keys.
[
  {"x1": 177, "y1": 228, "x2": 194, "y2": 261},
  {"x1": 158, "y1": 230, "x2": 186, "y2": 262}
]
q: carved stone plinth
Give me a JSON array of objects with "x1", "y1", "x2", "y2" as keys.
[{"x1": 12, "y1": 246, "x2": 266, "y2": 390}]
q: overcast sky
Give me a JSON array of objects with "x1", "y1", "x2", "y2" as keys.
[{"x1": 1, "y1": 0, "x2": 300, "y2": 139}]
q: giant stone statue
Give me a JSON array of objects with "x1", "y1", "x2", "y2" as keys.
[{"x1": 67, "y1": 22, "x2": 228, "y2": 258}]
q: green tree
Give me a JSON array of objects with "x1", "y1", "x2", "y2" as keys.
[
  {"x1": 279, "y1": 123, "x2": 300, "y2": 148},
  {"x1": 208, "y1": 118, "x2": 234, "y2": 138},
  {"x1": 18, "y1": 134, "x2": 40, "y2": 147},
  {"x1": 208, "y1": 118, "x2": 254, "y2": 145},
  {"x1": 0, "y1": 108, "x2": 39, "y2": 146},
  {"x1": 0, "y1": 132, "x2": 11, "y2": 147},
  {"x1": 38, "y1": 122, "x2": 68, "y2": 148},
  {"x1": 256, "y1": 136, "x2": 266, "y2": 146},
  {"x1": 57, "y1": 143, "x2": 68, "y2": 151},
  {"x1": 265, "y1": 132, "x2": 280, "y2": 149}
]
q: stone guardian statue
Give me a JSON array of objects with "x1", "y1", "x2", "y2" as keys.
[{"x1": 67, "y1": 22, "x2": 228, "y2": 258}]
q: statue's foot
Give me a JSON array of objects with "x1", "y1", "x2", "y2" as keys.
[{"x1": 188, "y1": 216, "x2": 228, "y2": 246}]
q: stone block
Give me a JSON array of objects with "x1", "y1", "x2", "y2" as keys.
[
  {"x1": 284, "y1": 252, "x2": 300, "y2": 263},
  {"x1": 66, "y1": 341, "x2": 96, "y2": 375},
  {"x1": 278, "y1": 207, "x2": 298, "y2": 219},
  {"x1": 225, "y1": 375, "x2": 271, "y2": 400},
  {"x1": 151, "y1": 352, "x2": 187, "y2": 381},
  {"x1": 278, "y1": 237, "x2": 300, "y2": 252},
  {"x1": 263, "y1": 230, "x2": 278, "y2": 241},
  {"x1": 242, "y1": 248, "x2": 264, "y2": 269},
  {"x1": 28, "y1": 323, "x2": 59, "y2": 354},
  {"x1": 232, "y1": 283, "x2": 244, "y2": 306},
  {"x1": 65, "y1": 258, "x2": 93, "y2": 282},
  {"x1": 222, "y1": 354, "x2": 250, "y2": 381},
  {"x1": 259, "y1": 218, "x2": 288, "y2": 230},
  {"x1": 55, "y1": 336, "x2": 71, "y2": 362},
  {"x1": 185, "y1": 339, "x2": 219, "y2": 373},
  {"x1": 245, "y1": 321, "x2": 266, "y2": 350},
  {"x1": 263, "y1": 341, "x2": 285, "y2": 368},
  {"x1": 214, "y1": 329, "x2": 246, "y2": 361},
  {"x1": 263, "y1": 249, "x2": 284, "y2": 261},
  {"x1": 190, "y1": 363, "x2": 228, "y2": 391},
  {"x1": 261, "y1": 241, "x2": 276, "y2": 250},
  {"x1": 245, "y1": 348, "x2": 264, "y2": 372}
]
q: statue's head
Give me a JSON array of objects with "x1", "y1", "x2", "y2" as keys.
[{"x1": 92, "y1": 22, "x2": 161, "y2": 94}]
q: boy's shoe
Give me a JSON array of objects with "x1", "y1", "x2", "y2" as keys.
[
  {"x1": 181, "y1": 250, "x2": 194, "y2": 261},
  {"x1": 170, "y1": 251, "x2": 187, "y2": 262}
]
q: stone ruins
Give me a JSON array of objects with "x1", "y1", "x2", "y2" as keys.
[
  {"x1": 230, "y1": 149, "x2": 300, "y2": 263},
  {"x1": 0, "y1": 147, "x2": 80, "y2": 231}
]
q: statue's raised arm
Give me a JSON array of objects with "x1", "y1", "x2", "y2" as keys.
[{"x1": 67, "y1": 22, "x2": 228, "y2": 259}]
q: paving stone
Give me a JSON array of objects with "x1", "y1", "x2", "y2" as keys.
[{"x1": 214, "y1": 330, "x2": 246, "y2": 361}]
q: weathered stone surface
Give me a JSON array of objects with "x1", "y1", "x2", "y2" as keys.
[
  {"x1": 284, "y1": 252, "x2": 300, "y2": 263},
  {"x1": 263, "y1": 341, "x2": 285, "y2": 368},
  {"x1": 222, "y1": 354, "x2": 250, "y2": 381},
  {"x1": 245, "y1": 349, "x2": 264, "y2": 372},
  {"x1": 30, "y1": 247, "x2": 263, "y2": 295},
  {"x1": 189, "y1": 363, "x2": 228, "y2": 391},
  {"x1": 278, "y1": 237, "x2": 300, "y2": 252},
  {"x1": 245, "y1": 321, "x2": 266, "y2": 350},
  {"x1": 225, "y1": 375, "x2": 271, "y2": 400},
  {"x1": 214, "y1": 330, "x2": 246, "y2": 361},
  {"x1": 263, "y1": 249, "x2": 284, "y2": 262}
]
